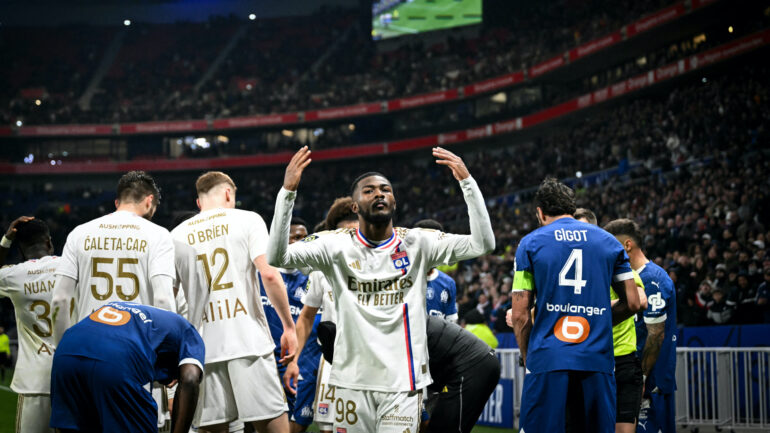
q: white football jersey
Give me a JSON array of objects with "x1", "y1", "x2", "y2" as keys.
[
  {"x1": 269, "y1": 177, "x2": 494, "y2": 392},
  {"x1": 0, "y1": 255, "x2": 59, "y2": 394},
  {"x1": 55, "y1": 210, "x2": 175, "y2": 319},
  {"x1": 301, "y1": 270, "x2": 336, "y2": 323},
  {"x1": 171, "y1": 207, "x2": 274, "y2": 363},
  {"x1": 172, "y1": 239, "x2": 208, "y2": 329}
]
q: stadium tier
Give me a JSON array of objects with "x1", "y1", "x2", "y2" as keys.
[{"x1": 1, "y1": 1, "x2": 769, "y2": 432}]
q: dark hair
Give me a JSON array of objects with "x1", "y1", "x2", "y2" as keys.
[
  {"x1": 534, "y1": 177, "x2": 576, "y2": 217},
  {"x1": 574, "y1": 208, "x2": 597, "y2": 225},
  {"x1": 464, "y1": 309, "x2": 485, "y2": 325},
  {"x1": 290, "y1": 217, "x2": 308, "y2": 229},
  {"x1": 604, "y1": 218, "x2": 643, "y2": 247},
  {"x1": 325, "y1": 196, "x2": 357, "y2": 229},
  {"x1": 350, "y1": 171, "x2": 389, "y2": 195},
  {"x1": 117, "y1": 171, "x2": 161, "y2": 206},
  {"x1": 15, "y1": 219, "x2": 50, "y2": 247},
  {"x1": 172, "y1": 211, "x2": 199, "y2": 229},
  {"x1": 313, "y1": 221, "x2": 328, "y2": 232},
  {"x1": 414, "y1": 219, "x2": 443, "y2": 231}
]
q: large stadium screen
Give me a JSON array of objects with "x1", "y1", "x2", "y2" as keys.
[{"x1": 372, "y1": 0, "x2": 482, "y2": 41}]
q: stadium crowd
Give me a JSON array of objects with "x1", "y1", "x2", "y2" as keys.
[
  {"x1": 1, "y1": 0, "x2": 692, "y2": 125},
  {"x1": 2, "y1": 61, "x2": 768, "y2": 334}
]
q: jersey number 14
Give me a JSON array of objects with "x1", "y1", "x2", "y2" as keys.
[{"x1": 559, "y1": 249, "x2": 587, "y2": 294}]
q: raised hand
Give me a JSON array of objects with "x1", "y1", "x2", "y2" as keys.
[
  {"x1": 5, "y1": 216, "x2": 34, "y2": 241},
  {"x1": 283, "y1": 146, "x2": 312, "y2": 191},
  {"x1": 433, "y1": 147, "x2": 470, "y2": 181}
]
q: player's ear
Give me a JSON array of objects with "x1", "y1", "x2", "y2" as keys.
[
  {"x1": 114, "y1": 199, "x2": 120, "y2": 209},
  {"x1": 351, "y1": 201, "x2": 359, "y2": 214},
  {"x1": 196, "y1": 198, "x2": 201, "y2": 210}
]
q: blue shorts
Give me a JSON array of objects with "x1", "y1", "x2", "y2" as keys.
[
  {"x1": 276, "y1": 358, "x2": 318, "y2": 426},
  {"x1": 520, "y1": 370, "x2": 616, "y2": 433},
  {"x1": 50, "y1": 354, "x2": 157, "y2": 433},
  {"x1": 637, "y1": 392, "x2": 675, "y2": 433}
]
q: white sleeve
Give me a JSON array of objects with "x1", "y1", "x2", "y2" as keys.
[
  {"x1": 423, "y1": 177, "x2": 495, "y2": 267},
  {"x1": 52, "y1": 275, "x2": 77, "y2": 344},
  {"x1": 247, "y1": 212, "x2": 269, "y2": 262},
  {"x1": 301, "y1": 271, "x2": 327, "y2": 308},
  {"x1": 267, "y1": 187, "x2": 333, "y2": 270},
  {"x1": 0, "y1": 265, "x2": 19, "y2": 296},
  {"x1": 151, "y1": 274, "x2": 176, "y2": 312},
  {"x1": 149, "y1": 230, "x2": 176, "y2": 279},
  {"x1": 55, "y1": 229, "x2": 80, "y2": 281}
]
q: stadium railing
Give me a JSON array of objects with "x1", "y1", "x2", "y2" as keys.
[{"x1": 495, "y1": 348, "x2": 770, "y2": 430}]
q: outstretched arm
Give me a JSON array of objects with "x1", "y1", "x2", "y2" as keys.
[
  {"x1": 425, "y1": 147, "x2": 495, "y2": 266},
  {"x1": 51, "y1": 275, "x2": 77, "y2": 344},
  {"x1": 267, "y1": 147, "x2": 331, "y2": 270}
]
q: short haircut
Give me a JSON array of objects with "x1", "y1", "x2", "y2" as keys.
[
  {"x1": 15, "y1": 219, "x2": 50, "y2": 247},
  {"x1": 414, "y1": 219, "x2": 443, "y2": 231},
  {"x1": 290, "y1": 217, "x2": 308, "y2": 229},
  {"x1": 313, "y1": 221, "x2": 328, "y2": 232},
  {"x1": 350, "y1": 171, "x2": 389, "y2": 195},
  {"x1": 325, "y1": 196, "x2": 357, "y2": 229},
  {"x1": 196, "y1": 171, "x2": 236, "y2": 196},
  {"x1": 574, "y1": 208, "x2": 597, "y2": 225},
  {"x1": 117, "y1": 171, "x2": 161, "y2": 206},
  {"x1": 172, "y1": 211, "x2": 199, "y2": 229},
  {"x1": 604, "y1": 218, "x2": 643, "y2": 247},
  {"x1": 534, "y1": 177, "x2": 576, "y2": 217}
]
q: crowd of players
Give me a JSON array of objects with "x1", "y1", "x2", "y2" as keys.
[{"x1": 1, "y1": 0, "x2": 688, "y2": 125}]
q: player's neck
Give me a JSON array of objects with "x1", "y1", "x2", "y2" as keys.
[
  {"x1": 359, "y1": 220, "x2": 394, "y2": 242},
  {"x1": 198, "y1": 198, "x2": 231, "y2": 212},
  {"x1": 629, "y1": 250, "x2": 649, "y2": 271},
  {"x1": 541, "y1": 214, "x2": 572, "y2": 226},
  {"x1": 22, "y1": 247, "x2": 49, "y2": 260},
  {"x1": 115, "y1": 203, "x2": 148, "y2": 217}
]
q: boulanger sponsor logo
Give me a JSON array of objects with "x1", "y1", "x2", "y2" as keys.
[
  {"x1": 554, "y1": 315, "x2": 590, "y2": 344},
  {"x1": 545, "y1": 302, "x2": 606, "y2": 316}
]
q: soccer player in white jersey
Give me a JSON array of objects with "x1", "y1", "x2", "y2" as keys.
[
  {"x1": 284, "y1": 196, "x2": 358, "y2": 433},
  {"x1": 171, "y1": 171, "x2": 297, "y2": 433},
  {"x1": 51, "y1": 170, "x2": 176, "y2": 343},
  {"x1": 0, "y1": 217, "x2": 57, "y2": 433},
  {"x1": 268, "y1": 146, "x2": 495, "y2": 433}
]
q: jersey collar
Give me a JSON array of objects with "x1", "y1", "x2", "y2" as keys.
[
  {"x1": 355, "y1": 229, "x2": 399, "y2": 250},
  {"x1": 634, "y1": 261, "x2": 649, "y2": 274}
]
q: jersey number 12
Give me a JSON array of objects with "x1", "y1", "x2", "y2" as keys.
[{"x1": 559, "y1": 249, "x2": 587, "y2": 294}]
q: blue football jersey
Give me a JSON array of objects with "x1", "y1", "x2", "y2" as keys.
[
  {"x1": 635, "y1": 261, "x2": 677, "y2": 394},
  {"x1": 426, "y1": 269, "x2": 458, "y2": 320},
  {"x1": 513, "y1": 218, "x2": 633, "y2": 374},
  {"x1": 260, "y1": 270, "x2": 322, "y2": 370},
  {"x1": 56, "y1": 302, "x2": 205, "y2": 384}
]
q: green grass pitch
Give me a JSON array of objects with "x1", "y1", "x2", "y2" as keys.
[{"x1": 373, "y1": 0, "x2": 482, "y2": 40}]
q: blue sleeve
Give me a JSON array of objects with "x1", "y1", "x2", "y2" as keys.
[
  {"x1": 611, "y1": 239, "x2": 633, "y2": 283},
  {"x1": 512, "y1": 237, "x2": 535, "y2": 291},
  {"x1": 178, "y1": 322, "x2": 205, "y2": 370},
  {"x1": 642, "y1": 270, "x2": 668, "y2": 322},
  {"x1": 446, "y1": 280, "x2": 458, "y2": 315}
]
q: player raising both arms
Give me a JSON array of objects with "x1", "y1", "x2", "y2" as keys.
[
  {"x1": 268, "y1": 146, "x2": 494, "y2": 433},
  {"x1": 506, "y1": 178, "x2": 641, "y2": 433},
  {"x1": 171, "y1": 171, "x2": 296, "y2": 433},
  {"x1": 0, "y1": 217, "x2": 57, "y2": 433},
  {"x1": 51, "y1": 171, "x2": 176, "y2": 343}
]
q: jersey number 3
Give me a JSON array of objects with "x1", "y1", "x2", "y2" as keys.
[{"x1": 559, "y1": 249, "x2": 587, "y2": 294}]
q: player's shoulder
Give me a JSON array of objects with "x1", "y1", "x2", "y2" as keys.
[{"x1": 302, "y1": 228, "x2": 350, "y2": 244}]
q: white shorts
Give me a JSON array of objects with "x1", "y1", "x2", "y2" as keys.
[
  {"x1": 333, "y1": 387, "x2": 421, "y2": 433},
  {"x1": 313, "y1": 358, "x2": 334, "y2": 429},
  {"x1": 194, "y1": 354, "x2": 288, "y2": 427},
  {"x1": 16, "y1": 394, "x2": 54, "y2": 433}
]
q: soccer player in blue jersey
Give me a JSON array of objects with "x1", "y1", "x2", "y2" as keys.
[
  {"x1": 604, "y1": 219, "x2": 677, "y2": 433},
  {"x1": 506, "y1": 178, "x2": 641, "y2": 433},
  {"x1": 50, "y1": 302, "x2": 204, "y2": 433},
  {"x1": 415, "y1": 219, "x2": 458, "y2": 322},
  {"x1": 260, "y1": 216, "x2": 322, "y2": 433}
]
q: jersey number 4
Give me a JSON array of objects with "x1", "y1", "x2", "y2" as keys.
[{"x1": 559, "y1": 249, "x2": 587, "y2": 294}]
